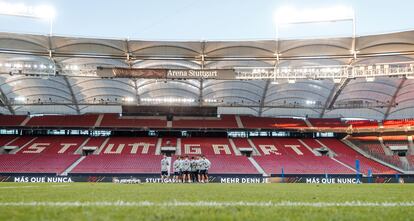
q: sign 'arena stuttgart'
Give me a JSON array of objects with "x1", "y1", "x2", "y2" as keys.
[
  {"x1": 96, "y1": 67, "x2": 235, "y2": 80},
  {"x1": 166, "y1": 69, "x2": 219, "y2": 79}
]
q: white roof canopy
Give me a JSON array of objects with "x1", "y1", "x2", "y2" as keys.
[{"x1": 0, "y1": 31, "x2": 413, "y2": 119}]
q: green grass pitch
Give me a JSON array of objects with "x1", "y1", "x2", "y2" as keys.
[{"x1": 0, "y1": 182, "x2": 413, "y2": 221}]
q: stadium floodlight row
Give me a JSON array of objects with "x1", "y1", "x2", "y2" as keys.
[{"x1": 235, "y1": 63, "x2": 414, "y2": 81}]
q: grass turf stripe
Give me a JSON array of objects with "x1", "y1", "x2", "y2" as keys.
[{"x1": 0, "y1": 201, "x2": 414, "y2": 207}]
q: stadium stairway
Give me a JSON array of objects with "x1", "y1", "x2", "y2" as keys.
[
  {"x1": 408, "y1": 136, "x2": 414, "y2": 155},
  {"x1": 166, "y1": 120, "x2": 172, "y2": 128},
  {"x1": 176, "y1": 138, "x2": 182, "y2": 155},
  {"x1": 235, "y1": 116, "x2": 244, "y2": 128},
  {"x1": 70, "y1": 137, "x2": 161, "y2": 174},
  {"x1": 315, "y1": 139, "x2": 397, "y2": 175},
  {"x1": 297, "y1": 139, "x2": 321, "y2": 156},
  {"x1": 20, "y1": 116, "x2": 31, "y2": 127},
  {"x1": 341, "y1": 139, "x2": 405, "y2": 173},
  {"x1": 228, "y1": 138, "x2": 242, "y2": 156},
  {"x1": 2, "y1": 136, "x2": 19, "y2": 147},
  {"x1": 93, "y1": 138, "x2": 110, "y2": 155},
  {"x1": 74, "y1": 138, "x2": 92, "y2": 154},
  {"x1": 330, "y1": 158, "x2": 358, "y2": 173},
  {"x1": 93, "y1": 114, "x2": 104, "y2": 128},
  {"x1": 300, "y1": 139, "x2": 358, "y2": 174},
  {"x1": 303, "y1": 118, "x2": 314, "y2": 128},
  {"x1": 378, "y1": 137, "x2": 393, "y2": 156},
  {"x1": 155, "y1": 138, "x2": 162, "y2": 155},
  {"x1": 399, "y1": 157, "x2": 410, "y2": 170},
  {"x1": 0, "y1": 136, "x2": 87, "y2": 174},
  {"x1": 250, "y1": 138, "x2": 356, "y2": 175},
  {"x1": 60, "y1": 156, "x2": 86, "y2": 175},
  {"x1": 10, "y1": 137, "x2": 38, "y2": 154},
  {"x1": 246, "y1": 138, "x2": 261, "y2": 156},
  {"x1": 247, "y1": 157, "x2": 267, "y2": 176}
]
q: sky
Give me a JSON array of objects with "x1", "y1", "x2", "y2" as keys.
[{"x1": 0, "y1": 0, "x2": 413, "y2": 40}]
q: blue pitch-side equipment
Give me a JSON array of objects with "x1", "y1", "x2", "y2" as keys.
[
  {"x1": 368, "y1": 169, "x2": 372, "y2": 183},
  {"x1": 355, "y1": 159, "x2": 360, "y2": 181}
]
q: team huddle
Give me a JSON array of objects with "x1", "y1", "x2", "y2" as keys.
[{"x1": 161, "y1": 155, "x2": 211, "y2": 183}]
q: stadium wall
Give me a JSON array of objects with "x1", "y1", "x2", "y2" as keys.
[{"x1": 0, "y1": 174, "x2": 412, "y2": 184}]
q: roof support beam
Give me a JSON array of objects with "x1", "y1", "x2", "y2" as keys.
[
  {"x1": 125, "y1": 39, "x2": 133, "y2": 68},
  {"x1": 383, "y1": 78, "x2": 406, "y2": 120},
  {"x1": 258, "y1": 79, "x2": 271, "y2": 116},
  {"x1": 200, "y1": 41, "x2": 206, "y2": 69},
  {"x1": 320, "y1": 36, "x2": 356, "y2": 118},
  {"x1": 321, "y1": 78, "x2": 351, "y2": 117},
  {"x1": 320, "y1": 83, "x2": 340, "y2": 118},
  {"x1": 198, "y1": 42, "x2": 206, "y2": 106},
  {"x1": 259, "y1": 41, "x2": 279, "y2": 116},
  {"x1": 198, "y1": 79, "x2": 204, "y2": 106},
  {"x1": 47, "y1": 35, "x2": 58, "y2": 76},
  {"x1": 0, "y1": 86, "x2": 15, "y2": 114},
  {"x1": 133, "y1": 79, "x2": 141, "y2": 105},
  {"x1": 62, "y1": 76, "x2": 80, "y2": 114}
]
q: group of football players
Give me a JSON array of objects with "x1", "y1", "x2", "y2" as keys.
[{"x1": 160, "y1": 155, "x2": 211, "y2": 183}]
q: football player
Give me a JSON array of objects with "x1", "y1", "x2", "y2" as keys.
[
  {"x1": 181, "y1": 155, "x2": 191, "y2": 183},
  {"x1": 160, "y1": 155, "x2": 170, "y2": 181},
  {"x1": 172, "y1": 156, "x2": 182, "y2": 183}
]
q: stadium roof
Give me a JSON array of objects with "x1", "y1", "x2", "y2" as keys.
[{"x1": 0, "y1": 30, "x2": 414, "y2": 119}]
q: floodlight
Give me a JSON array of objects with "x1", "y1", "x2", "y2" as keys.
[
  {"x1": 0, "y1": 1, "x2": 56, "y2": 35},
  {"x1": 274, "y1": 5, "x2": 354, "y2": 25},
  {"x1": 0, "y1": 2, "x2": 55, "y2": 19},
  {"x1": 288, "y1": 79, "x2": 296, "y2": 84},
  {"x1": 15, "y1": 96, "x2": 26, "y2": 102},
  {"x1": 140, "y1": 97, "x2": 195, "y2": 104},
  {"x1": 33, "y1": 5, "x2": 56, "y2": 20},
  {"x1": 204, "y1": 99, "x2": 218, "y2": 103},
  {"x1": 366, "y1": 77, "x2": 375, "y2": 82},
  {"x1": 333, "y1": 78, "x2": 342, "y2": 84},
  {"x1": 123, "y1": 97, "x2": 134, "y2": 103},
  {"x1": 306, "y1": 100, "x2": 316, "y2": 105}
]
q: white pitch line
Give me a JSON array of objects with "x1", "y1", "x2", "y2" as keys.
[
  {"x1": 0, "y1": 201, "x2": 413, "y2": 207},
  {"x1": 0, "y1": 185, "x2": 70, "y2": 189},
  {"x1": 0, "y1": 186, "x2": 38, "y2": 189},
  {"x1": 49, "y1": 185, "x2": 71, "y2": 188}
]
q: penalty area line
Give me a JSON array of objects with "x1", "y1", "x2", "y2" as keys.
[{"x1": 0, "y1": 201, "x2": 414, "y2": 207}]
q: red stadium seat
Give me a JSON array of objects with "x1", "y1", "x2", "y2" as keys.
[
  {"x1": 26, "y1": 114, "x2": 99, "y2": 128},
  {"x1": 308, "y1": 118, "x2": 349, "y2": 128},
  {"x1": 0, "y1": 115, "x2": 27, "y2": 127},
  {"x1": 172, "y1": 115, "x2": 238, "y2": 129},
  {"x1": 0, "y1": 136, "x2": 399, "y2": 175},
  {"x1": 99, "y1": 114, "x2": 167, "y2": 128},
  {"x1": 240, "y1": 116, "x2": 308, "y2": 129}
]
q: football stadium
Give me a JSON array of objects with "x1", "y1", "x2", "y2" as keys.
[{"x1": 0, "y1": 1, "x2": 414, "y2": 220}]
